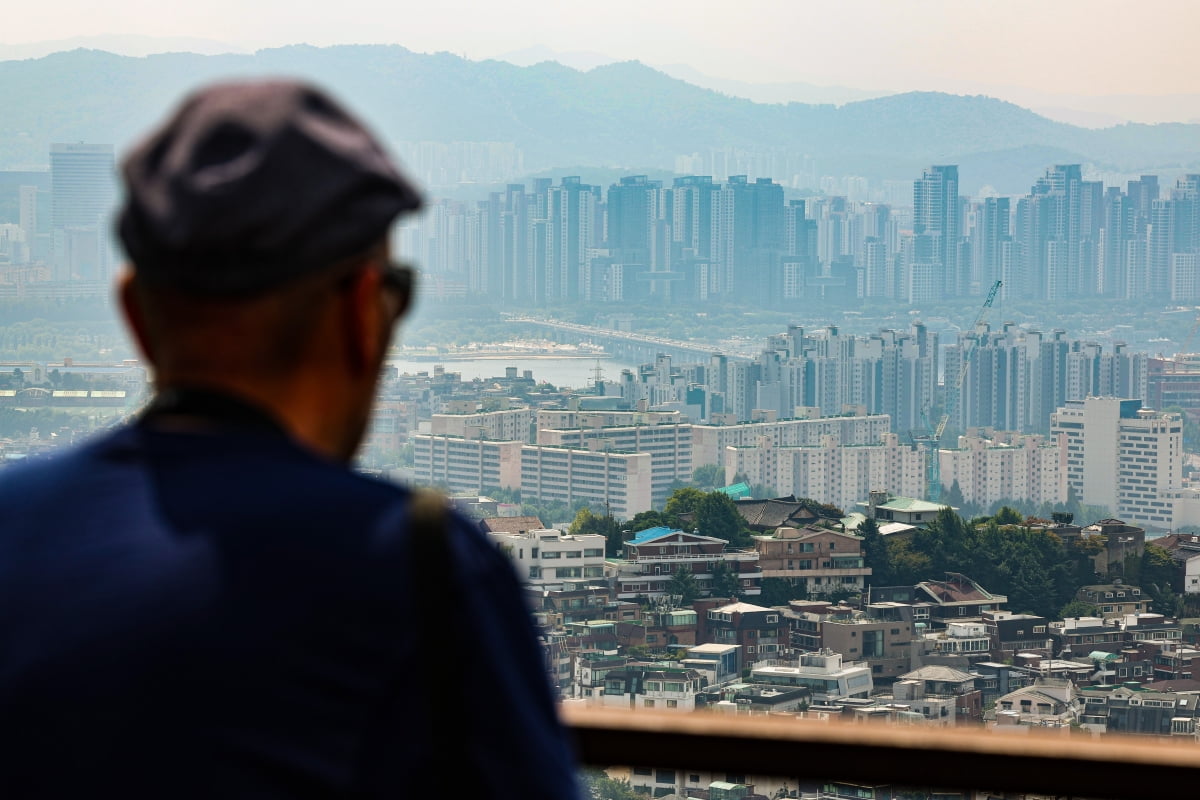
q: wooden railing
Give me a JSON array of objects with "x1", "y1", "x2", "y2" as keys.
[{"x1": 563, "y1": 705, "x2": 1200, "y2": 799}]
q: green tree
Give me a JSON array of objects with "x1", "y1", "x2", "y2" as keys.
[
  {"x1": 694, "y1": 491, "x2": 752, "y2": 547},
  {"x1": 628, "y1": 509, "x2": 669, "y2": 532},
  {"x1": 580, "y1": 768, "x2": 647, "y2": 800},
  {"x1": 664, "y1": 487, "x2": 706, "y2": 528},
  {"x1": 1058, "y1": 600, "x2": 1099, "y2": 619},
  {"x1": 691, "y1": 464, "x2": 725, "y2": 489},
  {"x1": 758, "y1": 577, "x2": 803, "y2": 606},
  {"x1": 944, "y1": 479, "x2": 965, "y2": 509},
  {"x1": 667, "y1": 566, "x2": 700, "y2": 605},
  {"x1": 570, "y1": 507, "x2": 623, "y2": 557},
  {"x1": 993, "y1": 506, "x2": 1023, "y2": 525},
  {"x1": 1141, "y1": 543, "x2": 1183, "y2": 616},
  {"x1": 886, "y1": 538, "x2": 932, "y2": 586},
  {"x1": 858, "y1": 517, "x2": 891, "y2": 586},
  {"x1": 1008, "y1": 556, "x2": 1057, "y2": 617},
  {"x1": 710, "y1": 560, "x2": 742, "y2": 600}
]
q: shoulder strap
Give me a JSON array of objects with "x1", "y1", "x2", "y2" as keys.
[
  {"x1": 408, "y1": 490, "x2": 485, "y2": 791},
  {"x1": 353, "y1": 489, "x2": 473, "y2": 795}
]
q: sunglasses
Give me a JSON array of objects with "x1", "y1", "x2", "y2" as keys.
[{"x1": 379, "y1": 260, "x2": 415, "y2": 319}]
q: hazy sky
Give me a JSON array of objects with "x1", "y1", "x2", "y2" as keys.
[{"x1": 6, "y1": 0, "x2": 1200, "y2": 97}]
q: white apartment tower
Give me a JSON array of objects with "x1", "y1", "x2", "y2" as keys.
[{"x1": 1050, "y1": 397, "x2": 1182, "y2": 528}]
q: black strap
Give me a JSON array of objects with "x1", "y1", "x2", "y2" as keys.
[
  {"x1": 352, "y1": 489, "x2": 480, "y2": 795},
  {"x1": 408, "y1": 490, "x2": 476, "y2": 790}
]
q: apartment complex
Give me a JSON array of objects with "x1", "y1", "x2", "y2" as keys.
[
  {"x1": 1050, "y1": 397, "x2": 1182, "y2": 527},
  {"x1": 726, "y1": 432, "x2": 925, "y2": 511},
  {"x1": 692, "y1": 411, "x2": 890, "y2": 467},
  {"x1": 938, "y1": 430, "x2": 1064, "y2": 509},
  {"x1": 536, "y1": 420, "x2": 692, "y2": 506}
]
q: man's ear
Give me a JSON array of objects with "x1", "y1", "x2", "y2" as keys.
[{"x1": 118, "y1": 270, "x2": 157, "y2": 367}]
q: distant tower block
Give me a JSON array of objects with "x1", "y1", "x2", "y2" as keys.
[{"x1": 50, "y1": 143, "x2": 116, "y2": 282}]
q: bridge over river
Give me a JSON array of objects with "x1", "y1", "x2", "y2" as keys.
[{"x1": 505, "y1": 315, "x2": 757, "y2": 364}]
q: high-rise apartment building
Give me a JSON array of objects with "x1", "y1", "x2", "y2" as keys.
[
  {"x1": 938, "y1": 432, "x2": 1064, "y2": 510},
  {"x1": 1050, "y1": 397, "x2": 1182, "y2": 528},
  {"x1": 946, "y1": 326, "x2": 1147, "y2": 435},
  {"x1": 49, "y1": 143, "x2": 115, "y2": 282},
  {"x1": 913, "y1": 165, "x2": 960, "y2": 297},
  {"x1": 724, "y1": 432, "x2": 925, "y2": 511}
]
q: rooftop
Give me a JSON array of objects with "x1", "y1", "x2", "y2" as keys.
[{"x1": 899, "y1": 665, "x2": 976, "y2": 683}]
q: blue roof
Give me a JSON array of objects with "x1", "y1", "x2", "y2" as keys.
[
  {"x1": 628, "y1": 526, "x2": 679, "y2": 545},
  {"x1": 718, "y1": 482, "x2": 751, "y2": 499}
]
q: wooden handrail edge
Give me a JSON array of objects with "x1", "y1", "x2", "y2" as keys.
[{"x1": 563, "y1": 706, "x2": 1200, "y2": 798}]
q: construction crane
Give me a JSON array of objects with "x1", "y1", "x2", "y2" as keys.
[{"x1": 918, "y1": 280, "x2": 1002, "y2": 502}]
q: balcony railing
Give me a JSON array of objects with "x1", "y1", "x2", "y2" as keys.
[
  {"x1": 619, "y1": 550, "x2": 760, "y2": 564},
  {"x1": 563, "y1": 705, "x2": 1200, "y2": 799}
]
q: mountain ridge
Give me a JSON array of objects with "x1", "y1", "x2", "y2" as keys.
[{"x1": 0, "y1": 45, "x2": 1195, "y2": 193}]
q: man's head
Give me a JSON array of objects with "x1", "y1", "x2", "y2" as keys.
[{"x1": 117, "y1": 80, "x2": 422, "y2": 460}]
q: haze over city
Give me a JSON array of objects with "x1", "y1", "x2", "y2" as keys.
[
  {"x1": 5, "y1": 0, "x2": 1200, "y2": 124},
  {"x1": 6, "y1": 3, "x2": 1200, "y2": 796}
]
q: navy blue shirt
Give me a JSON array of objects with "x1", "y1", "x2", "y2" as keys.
[{"x1": 0, "y1": 412, "x2": 578, "y2": 798}]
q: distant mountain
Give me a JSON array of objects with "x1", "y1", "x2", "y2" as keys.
[
  {"x1": 493, "y1": 45, "x2": 619, "y2": 73},
  {"x1": 0, "y1": 34, "x2": 245, "y2": 61},
  {"x1": 653, "y1": 62, "x2": 891, "y2": 106},
  {"x1": 0, "y1": 45, "x2": 1196, "y2": 192}
]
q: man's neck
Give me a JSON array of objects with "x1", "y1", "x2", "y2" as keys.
[{"x1": 152, "y1": 375, "x2": 360, "y2": 463}]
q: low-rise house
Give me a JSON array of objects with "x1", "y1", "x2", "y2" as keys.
[
  {"x1": 752, "y1": 524, "x2": 871, "y2": 598},
  {"x1": 571, "y1": 652, "x2": 628, "y2": 701},
  {"x1": 702, "y1": 602, "x2": 785, "y2": 666},
  {"x1": 1012, "y1": 655, "x2": 1095, "y2": 684},
  {"x1": 615, "y1": 607, "x2": 700, "y2": 651},
  {"x1": 914, "y1": 573, "x2": 1008, "y2": 625},
  {"x1": 680, "y1": 643, "x2": 742, "y2": 686},
  {"x1": 1078, "y1": 685, "x2": 1200, "y2": 737},
  {"x1": 1053, "y1": 616, "x2": 1128, "y2": 656},
  {"x1": 750, "y1": 649, "x2": 873, "y2": 702},
  {"x1": 992, "y1": 678, "x2": 1080, "y2": 730},
  {"x1": 1125, "y1": 641, "x2": 1200, "y2": 682},
  {"x1": 532, "y1": 584, "x2": 611, "y2": 624},
  {"x1": 783, "y1": 601, "x2": 915, "y2": 684},
  {"x1": 858, "y1": 489, "x2": 954, "y2": 529},
  {"x1": 1076, "y1": 582, "x2": 1151, "y2": 619},
  {"x1": 733, "y1": 496, "x2": 822, "y2": 532},
  {"x1": 970, "y1": 661, "x2": 1034, "y2": 704},
  {"x1": 487, "y1": 527, "x2": 607, "y2": 591},
  {"x1": 1156, "y1": 533, "x2": 1200, "y2": 594},
  {"x1": 890, "y1": 665, "x2": 983, "y2": 724},
  {"x1": 984, "y1": 612, "x2": 1051, "y2": 660},
  {"x1": 609, "y1": 527, "x2": 762, "y2": 600},
  {"x1": 1124, "y1": 612, "x2": 1184, "y2": 646},
  {"x1": 478, "y1": 515, "x2": 545, "y2": 535},
  {"x1": 701, "y1": 683, "x2": 812, "y2": 715},
  {"x1": 919, "y1": 622, "x2": 993, "y2": 669},
  {"x1": 598, "y1": 666, "x2": 706, "y2": 711}
]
